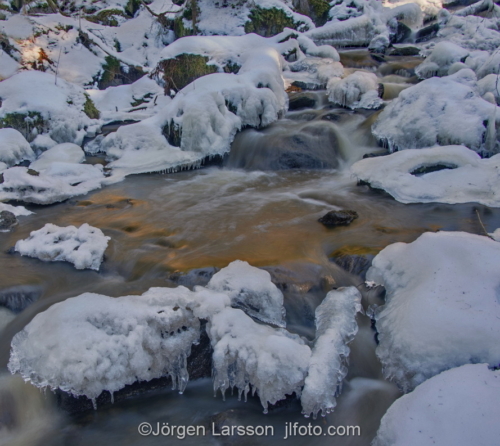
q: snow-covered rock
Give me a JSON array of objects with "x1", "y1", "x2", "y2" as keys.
[
  {"x1": 351, "y1": 145, "x2": 500, "y2": 206},
  {"x1": 328, "y1": 71, "x2": 383, "y2": 109},
  {"x1": 478, "y1": 74, "x2": 500, "y2": 105},
  {"x1": 415, "y1": 41, "x2": 469, "y2": 79},
  {"x1": 367, "y1": 231, "x2": 500, "y2": 391},
  {"x1": 0, "y1": 128, "x2": 35, "y2": 167},
  {"x1": 207, "y1": 260, "x2": 286, "y2": 327},
  {"x1": 29, "y1": 143, "x2": 85, "y2": 171},
  {"x1": 15, "y1": 223, "x2": 110, "y2": 271},
  {"x1": 301, "y1": 287, "x2": 362, "y2": 418},
  {"x1": 373, "y1": 364, "x2": 500, "y2": 446},
  {"x1": 372, "y1": 69, "x2": 500, "y2": 153},
  {"x1": 0, "y1": 203, "x2": 32, "y2": 217},
  {"x1": 209, "y1": 306, "x2": 311, "y2": 412}
]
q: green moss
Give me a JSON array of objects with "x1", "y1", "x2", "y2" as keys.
[
  {"x1": 83, "y1": 93, "x2": 100, "y2": 119},
  {"x1": 98, "y1": 55, "x2": 121, "y2": 89},
  {"x1": 0, "y1": 4, "x2": 11, "y2": 10},
  {"x1": 152, "y1": 54, "x2": 218, "y2": 93},
  {"x1": 173, "y1": 17, "x2": 193, "y2": 38},
  {"x1": 0, "y1": 112, "x2": 47, "y2": 142},
  {"x1": 308, "y1": 0, "x2": 330, "y2": 26},
  {"x1": 125, "y1": 0, "x2": 141, "y2": 17},
  {"x1": 244, "y1": 7, "x2": 297, "y2": 37},
  {"x1": 86, "y1": 9, "x2": 126, "y2": 27}
]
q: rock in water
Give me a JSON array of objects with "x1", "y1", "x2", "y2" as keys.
[
  {"x1": 0, "y1": 211, "x2": 17, "y2": 231},
  {"x1": 318, "y1": 210, "x2": 358, "y2": 227}
]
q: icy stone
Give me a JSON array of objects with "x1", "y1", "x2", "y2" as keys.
[
  {"x1": 15, "y1": 223, "x2": 110, "y2": 271},
  {"x1": 372, "y1": 69, "x2": 500, "y2": 153},
  {"x1": 351, "y1": 145, "x2": 500, "y2": 206},
  {"x1": 0, "y1": 128, "x2": 35, "y2": 167},
  {"x1": 478, "y1": 74, "x2": 500, "y2": 105},
  {"x1": 208, "y1": 307, "x2": 311, "y2": 412},
  {"x1": 0, "y1": 203, "x2": 32, "y2": 217},
  {"x1": 367, "y1": 231, "x2": 500, "y2": 391},
  {"x1": 328, "y1": 71, "x2": 383, "y2": 110},
  {"x1": 373, "y1": 364, "x2": 500, "y2": 446},
  {"x1": 301, "y1": 287, "x2": 362, "y2": 418},
  {"x1": 415, "y1": 42, "x2": 469, "y2": 79},
  {"x1": 207, "y1": 260, "x2": 286, "y2": 327},
  {"x1": 29, "y1": 143, "x2": 85, "y2": 171}
]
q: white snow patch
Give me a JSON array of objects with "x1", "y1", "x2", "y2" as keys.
[
  {"x1": 0, "y1": 50, "x2": 20, "y2": 81},
  {"x1": 30, "y1": 143, "x2": 85, "y2": 171},
  {"x1": 0, "y1": 203, "x2": 33, "y2": 217},
  {"x1": 0, "y1": 128, "x2": 35, "y2": 167}
]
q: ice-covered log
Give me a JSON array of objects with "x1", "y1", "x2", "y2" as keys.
[
  {"x1": 301, "y1": 287, "x2": 362, "y2": 418},
  {"x1": 367, "y1": 231, "x2": 500, "y2": 391},
  {"x1": 351, "y1": 145, "x2": 500, "y2": 206},
  {"x1": 373, "y1": 364, "x2": 500, "y2": 446},
  {"x1": 207, "y1": 260, "x2": 286, "y2": 327}
]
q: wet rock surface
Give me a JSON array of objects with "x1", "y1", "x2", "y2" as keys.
[
  {"x1": 0, "y1": 211, "x2": 17, "y2": 231},
  {"x1": 318, "y1": 210, "x2": 359, "y2": 227}
]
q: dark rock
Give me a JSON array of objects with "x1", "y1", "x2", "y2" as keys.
[
  {"x1": 288, "y1": 93, "x2": 317, "y2": 110},
  {"x1": 390, "y1": 21, "x2": 412, "y2": 44},
  {"x1": 362, "y1": 151, "x2": 390, "y2": 159},
  {"x1": 331, "y1": 254, "x2": 374, "y2": 278},
  {"x1": 388, "y1": 45, "x2": 421, "y2": 56},
  {"x1": 0, "y1": 285, "x2": 42, "y2": 312},
  {"x1": 291, "y1": 80, "x2": 323, "y2": 91},
  {"x1": 318, "y1": 210, "x2": 358, "y2": 227},
  {"x1": 168, "y1": 267, "x2": 219, "y2": 289},
  {"x1": 0, "y1": 211, "x2": 17, "y2": 231},
  {"x1": 415, "y1": 23, "x2": 440, "y2": 43}
]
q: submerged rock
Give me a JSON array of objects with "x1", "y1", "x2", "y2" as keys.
[
  {"x1": 288, "y1": 92, "x2": 317, "y2": 110},
  {"x1": 318, "y1": 210, "x2": 359, "y2": 227},
  {"x1": 0, "y1": 285, "x2": 42, "y2": 312},
  {"x1": 0, "y1": 210, "x2": 17, "y2": 231}
]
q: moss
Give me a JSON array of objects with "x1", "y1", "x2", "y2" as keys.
[
  {"x1": 308, "y1": 0, "x2": 330, "y2": 26},
  {"x1": 0, "y1": 4, "x2": 11, "y2": 10},
  {"x1": 86, "y1": 9, "x2": 126, "y2": 27},
  {"x1": 83, "y1": 93, "x2": 100, "y2": 119},
  {"x1": 98, "y1": 55, "x2": 121, "y2": 89},
  {"x1": 163, "y1": 120, "x2": 182, "y2": 147},
  {"x1": 173, "y1": 17, "x2": 193, "y2": 38},
  {"x1": 125, "y1": 0, "x2": 141, "y2": 17},
  {"x1": 0, "y1": 112, "x2": 48, "y2": 142},
  {"x1": 152, "y1": 54, "x2": 218, "y2": 93},
  {"x1": 244, "y1": 7, "x2": 297, "y2": 37}
]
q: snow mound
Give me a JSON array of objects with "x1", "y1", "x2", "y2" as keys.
[
  {"x1": 207, "y1": 260, "x2": 285, "y2": 327},
  {"x1": 328, "y1": 71, "x2": 383, "y2": 109},
  {"x1": 301, "y1": 287, "x2": 362, "y2": 418},
  {"x1": 372, "y1": 69, "x2": 500, "y2": 153},
  {"x1": 351, "y1": 145, "x2": 500, "y2": 206},
  {"x1": 0, "y1": 128, "x2": 35, "y2": 167},
  {"x1": 373, "y1": 364, "x2": 500, "y2": 446},
  {"x1": 29, "y1": 143, "x2": 84, "y2": 171},
  {"x1": 208, "y1": 306, "x2": 311, "y2": 412},
  {"x1": 367, "y1": 231, "x2": 500, "y2": 391},
  {"x1": 0, "y1": 49, "x2": 20, "y2": 81},
  {"x1": 0, "y1": 203, "x2": 32, "y2": 217},
  {"x1": 8, "y1": 287, "x2": 201, "y2": 404},
  {"x1": 415, "y1": 42, "x2": 469, "y2": 79},
  {"x1": 15, "y1": 223, "x2": 110, "y2": 271},
  {"x1": 490, "y1": 228, "x2": 500, "y2": 241},
  {"x1": 478, "y1": 74, "x2": 500, "y2": 105}
]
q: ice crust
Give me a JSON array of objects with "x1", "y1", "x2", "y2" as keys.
[
  {"x1": 372, "y1": 69, "x2": 500, "y2": 153},
  {"x1": 15, "y1": 223, "x2": 110, "y2": 271},
  {"x1": 415, "y1": 41, "x2": 469, "y2": 79},
  {"x1": 207, "y1": 260, "x2": 286, "y2": 327},
  {"x1": 351, "y1": 145, "x2": 500, "y2": 206},
  {"x1": 373, "y1": 364, "x2": 500, "y2": 446},
  {"x1": 328, "y1": 71, "x2": 383, "y2": 109},
  {"x1": 29, "y1": 143, "x2": 85, "y2": 171},
  {"x1": 301, "y1": 287, "x2": 362, "y2": 418},
  {"x1": 0, "y1": 128, "x2": 35, "y2": 167},
  {"x1": 367, "y1": 231, "x2": 500, "y2": 391}
]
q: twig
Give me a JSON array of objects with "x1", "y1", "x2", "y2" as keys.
[{"x1": 475, "y1": 209, "x2": 495, "y2": 240}]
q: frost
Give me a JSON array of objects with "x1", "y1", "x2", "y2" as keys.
[
  {"x1": 328, "y1": 71, "x2": 383, "y2": 109},
  {"x1": 15, "y1": 223, "x2": 110, "y2": 271},
  {"x1": 367, "y1": 231, "x2": 500, "y2": 391},
  {"x1": 351, "y1": 145, "x2": 500, "y2": 206},
  {"x1": 0, "y1": 128, "x2": 35, "y2": 167},
  {"x1": 207, "y1": 260, "x2": 286, "y2": 327},
  {"x1": 301, "y1": 287, "x2": 362, "y2": 418}
]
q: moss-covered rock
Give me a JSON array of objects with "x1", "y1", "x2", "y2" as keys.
[
  {"x1": 306, "y1": 0, "x2": 330, "y2": 26},
  {"x1": 152, "y1": 54, "x2": 218, "y2": 93},
  {"x1": 125, "y1": 0, "x2": 141, "y2": 17},
  {"x1": 244, "y1": 7, "x2": 297, "y2": 37},
  {"x1": 98, "y1": 56, "x2": 145, "y2": 89},
  {"x1": 83, "y1": 94, "x2": 100, "y2": 119},
  {"x1": 86, "y1": 9, "x2": 126, "y2": 27},
  {"x1": 0, "y1": 112, "x2": 48, "y2": 142}
]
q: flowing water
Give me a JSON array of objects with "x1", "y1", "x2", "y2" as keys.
[{"x1": 2, "y1": 50, "x2": 500, "y2": 446}]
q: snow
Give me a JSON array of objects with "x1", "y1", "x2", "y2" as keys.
[
  {"x1": 15, "y1": 223, "x2": 110, "y2": 271},
  {"x1": 0, "y1": 128, "x2": 35, "y2": 167},
  {"x1": 0, "y1": 14, "x2": 33, "y2": 39},
  {"x1": 0, "y1": 203, "x2": 33, "y2": 217},
  {"x1": 328, "y1": 71, "x2": 383, "y2": 109},
  {"x1": 8, "y1": 287, "x2": 201, "y2": 403},
  {"x1": 351, "y1": 145, "x2": 500, "y2": 206},
  {"x1": 367, "y1": 231, "x2": 500, "y2": 391},
  {"x1": 373, "y1": 364, "x2": 500, "y2": 446},
  {"x1": 372, "y1": 69, "x2": 500, "y2": 153},
  {"x1": 0, "y1": 50, "x2": 19, "y2": 81},
  {"x1": 301, "y1": 287, "x2": 362, "y2": 418},
  {"x1": 208, "y1": 306, "x2": 311, "y2": 412},
  {"x1": 207, "y1": 260, "x2": 286, "y2": 327},
  {"x1": 478, "y1": 74, "x2": 500, "y2": 105},
  {"x1": 415, "y1": 41, "x2": 469, "y2": 79},
  {"x1": 29, "y1": 143, "x2": 85, "y2": 171},
  {"x1": 489, "y1": 228, "x2": 500, "y2": 241}
]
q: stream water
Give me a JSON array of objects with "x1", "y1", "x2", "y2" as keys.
[{"x1": 2, "y1": 50, "x2": 500, "y2": 446}]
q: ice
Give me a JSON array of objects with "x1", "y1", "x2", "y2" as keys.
[
  {"x1": 0, "y1": 128, "x2": 35, "y2": 167},
  {"x1": 208, "y1": 307, "x2": 311, "y2": 412},
  {"x1": 15, "y1": 223, "x2": 110, "y2": 271},
  {"x1": 415, "y1": 42, "x2": 469, "y2": 79},
  {"x1": 207, "y1": 260, "x2": 286, "y2": 327},
  {"x1": 8, "y1": 288, "x2": 201, "y2": 401},
  {"x1": 351, "y1": 145, "x2": 500, "y2": 206},
  {"x1": 29, "y1": 143, "x2": 85, "y2": 171},
  {"x1": 0, "y1": 203, "x2": 32, "y2": 217},
  {"x1": 477, "y1": 50, "x2": 500, "y2": 79},
  {"x1": 478, "y1": 74, "x2": 500, "y2": 105},
  {"x1": 366, "y1": 231, "x2": 500, "y2": 391},
  {"x1": 301, "y1": 287, "x2": 362, "y2": 418},
  {"x1": 372, "y1": 69, "x2": 500, "y2": 153},
  {"x1": 328, "y1": 71, "x2": 383, "y2": 109},
  {"x1": 373, "y1": 364, "x2": 500, "y2": 446}
]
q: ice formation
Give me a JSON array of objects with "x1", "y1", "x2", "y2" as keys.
[
  {"x1": 208, "y1": 307, "x2": 311, "y2": 412},
  {"x1": 351, "y1": 145, "x2": 500, "y2": 206},
  {"x1": 0, "y1": 203, "x2": 32, "y2": 217},
  {"x1": 415, "y1": 41, "x2": 469, "y2": 79},
  {"x1": 372, "y1": 69, "x2": 500, "y2": 153},
  {"x1": 367, "y1": 231, "x2": 500, "y2": 391},
  {"x1": 301, "y1": 287, "x2": 362, "y2": 418},
  {"x1": 328, "y1": 71, "x2": 383, "y2": 109},
  {"x1": 0, "y1": 128, "x2": 35, "y2": 167},
  {"x1": 15, "y1": 223, "x2": 110, "y2": 271},
  {"x1": 478, "y1": 74, "x2": 500, "y2": 105},
  {"x1": 207, "y1": 260, "x2": 286, "y2": 327},
  {"x1": 29, "y1": 143, "x2": 85, "y2": 171},
  {"x1": 373, "y1": 364, "x2": 500, "y2": 446}
]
